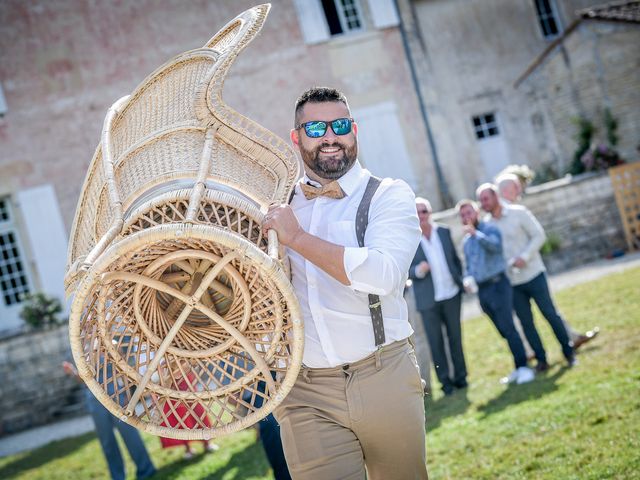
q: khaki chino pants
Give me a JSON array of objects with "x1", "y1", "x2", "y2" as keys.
[{"x1": 274, "y1": 339, "x2": 429, "y2": 480}]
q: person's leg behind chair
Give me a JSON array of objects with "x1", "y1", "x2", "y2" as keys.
[
  {"x1": 115, "y1": 420, "x2": 156, "y2": 479},
  {"x1": 86, "y1": 391, "x2": 126, "y2": 480},
  {"x1": 259, "y1": 413, "x2": 292, "y2": 480}
]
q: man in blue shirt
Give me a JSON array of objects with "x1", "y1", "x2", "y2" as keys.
[
  {"x1": 457, "y1": 200, "x2": 535, "y2": 385},
  {"x1": 62, "y1": 360, "x2": 156, "y2": 480}
]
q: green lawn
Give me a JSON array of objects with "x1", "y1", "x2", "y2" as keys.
[{"x1": 1, "y1": 268, "x2": 638, "y2": 479}]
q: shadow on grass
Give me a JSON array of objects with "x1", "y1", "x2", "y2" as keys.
[
  {"x1": 0, "y1": 432, "x2": 94, "y2": 479},
  {"x1": 477, "y1": 366, "x2": 570, "y2": 419},
  {"x1": 424, "y1": 389, "x2": 471, "y2": 432},
  {"x1": 152, "y1": 440, "x2": 271, "y2": 480}
]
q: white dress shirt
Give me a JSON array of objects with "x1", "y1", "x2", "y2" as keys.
[
  {"x1": 288, "y1": 161, "x2": 421, "y2": 368},
  {"x1": 416, "y1": 224, "x2": 459, "y2": 301}
]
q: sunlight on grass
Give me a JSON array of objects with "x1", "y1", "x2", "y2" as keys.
[
  {"x1": 0, "y1": 268, "x2": 638, "y2": 479},
  {"x1": 425, "y1": 267, "x2": 640, "y2": 479}
]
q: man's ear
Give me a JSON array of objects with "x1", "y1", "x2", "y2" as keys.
[
  {"x1": 352, "y1": 121, "x2": 358, "y2": 136},
  {"x1": 290, "y1": 129, "x2": 300, "y2": 148}
]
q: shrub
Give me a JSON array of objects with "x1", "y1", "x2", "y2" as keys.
[
  {"x1": 541, "y1": 232, "x2": 562, "y2": 255},
  {"x1": 19, "y1": 292, "x2": 65, "y2": 330}
]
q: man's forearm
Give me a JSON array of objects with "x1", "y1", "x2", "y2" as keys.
[{"x1": 289, "y1": 230, "x2": 350, "y2": 285}]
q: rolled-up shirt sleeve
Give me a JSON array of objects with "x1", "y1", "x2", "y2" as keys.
[{"x1": 344, "y1": 179, "x2": 421, "y2": 296}]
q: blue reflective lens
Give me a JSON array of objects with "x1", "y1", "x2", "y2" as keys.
[
  {"x1": 331, "y1": 118, "x2": 352, "y2": 135},
  {"x1": 301, "y1": 118, "x2": 353, "y2": 138},
  {"x1": 304, "y1": 121, "x2": 328, "y2": 138}
]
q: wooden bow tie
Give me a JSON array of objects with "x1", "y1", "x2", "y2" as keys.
[{"x1": 300, "y1": 181, "x2": 346, "y2": 200}]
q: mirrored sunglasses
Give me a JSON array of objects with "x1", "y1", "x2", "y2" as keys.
[{"x1": 295, "y1": 117, "x2": 354, "y2": 138}]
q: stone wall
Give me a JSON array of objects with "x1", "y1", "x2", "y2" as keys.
[
  {"x1": 433, "y1": 172, "x2": 627, "y2": 273},
  {"x1": 0, "y1": 326, "x2": 83, "y2": 436},
  {"x1": 520, "y1": 21, "x2": 640, "y2": 173}
]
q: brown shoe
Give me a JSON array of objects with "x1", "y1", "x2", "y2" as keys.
[
  {"x1": 535, "y1": 362, "x2": 550, "y2": 373},
  {"x1": 573, "y1": 327, "x2": 600, "y2": 350}
]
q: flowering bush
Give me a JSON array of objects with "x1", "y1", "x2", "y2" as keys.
[
  {"x1": 497, "y1": 164, "x2": 536, "y2": 186},
  {"x1": 580, "y1": 142, "x2": 624, "y2": 172}
]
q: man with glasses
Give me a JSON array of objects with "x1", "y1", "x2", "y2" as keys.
[
  {"x1": 409, "y1": 197, "x2": 466, "y2": 396},
  {"x1": 262, "y1": 87, "x2": 428, "y2": 479}
]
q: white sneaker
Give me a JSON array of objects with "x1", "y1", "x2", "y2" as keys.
[
  {"x1": 516, "y1": 366, "x2": 535, "y2": 384},
  {"x1": 500, "y1": 369, "x2": 519, "y2": 384}
]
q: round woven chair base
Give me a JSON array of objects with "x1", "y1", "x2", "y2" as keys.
[{"x1": 69, "y1": 223, "x2": 303, "y2": 440}]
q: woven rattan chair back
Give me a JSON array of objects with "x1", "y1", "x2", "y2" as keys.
[{"x1": 66, "y1": 4, "x2": 303, "y2": 440}]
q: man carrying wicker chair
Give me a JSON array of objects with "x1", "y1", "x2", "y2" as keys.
[
  {"x1": 65, "y1": 5, "x2": 426, "y2": 479},
  {"x1": 262, "y1": 87, "x2": 429, "y2": 480}
]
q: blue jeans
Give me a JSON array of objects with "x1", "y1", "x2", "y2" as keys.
[
  {"x1": 512, "y1": 272, "x2": 573, "y2": 362},
  {"x1": 85, "y1": 390, "x2": 156, "y2": 480},
  {"x1": 478, "y1": 273, "x2": 528, "y2": 369},
  {"x1": 259, "y1": 414, "x2": 292, "y2": 480}
]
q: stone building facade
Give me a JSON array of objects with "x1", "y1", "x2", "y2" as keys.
[
  {"x1": 0, "y1": 0, "x2": 434, "y2": 334},
  {"x1": 516, "y1": 3, "x2": 640, "y2": 173},
  {"x1": 395, "y1": 0, "x2": 633, "y2": 201}
]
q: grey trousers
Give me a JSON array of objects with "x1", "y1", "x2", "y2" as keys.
[{"x1": 420, "y1": 292, "x2": 466, "y2": 391}]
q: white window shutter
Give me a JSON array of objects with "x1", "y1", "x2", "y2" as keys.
[
  {"x1": 0, "y1": 84, "x2": 7, "y2": 116},
  {"x1": 367, "y1": 0, "x2": 400, "y2": 29},
  {"x1": 353, "y1": 102, "x2": 417, "y2": 190},
  {"x1": 293, "y1": 0, "x2": 330, "y2": 44},
  {"x1": 16, "y1": 185, "x2": 68, "y2": 309}
]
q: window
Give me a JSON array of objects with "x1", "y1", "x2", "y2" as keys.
[
  {"x1": 533, "y1": 0, "x2": 561, "y2": 38},
  {"x1": 0, "y1": 199, "x2": 31, "y2": 306},
  {"x1": 472, "y1": 113, "x2": 499, "y2": 140},
  {"x1": 0, "y1": 84, "x2": 7, "y2": 117},
  {"x1": 296, "y1": 0, "x2": 398, "y2": 44},
  {"x1": 322, "y1": 0, "x2": 364, "y2": 36}
]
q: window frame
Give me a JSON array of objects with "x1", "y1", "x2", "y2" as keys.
[
  {"x1": 471, "y1": 112, "x2": 501, "y2": 141},
  {"x1": 0, "y1": 197, "x2": 32, "y2": 307},
  {"x1": 325, "y1": 0, "x2": 365, "y2": 37},
  {"x1": 533, "y1": 0, "x2": 562, "y2": 40}
]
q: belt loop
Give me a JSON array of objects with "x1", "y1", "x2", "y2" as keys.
[
  {"x1": 302, "y1": 367, "x2": 311, "y2": 384},
  {"x1": 375, "y1": 348, "x2": 382, "y2": 371}
]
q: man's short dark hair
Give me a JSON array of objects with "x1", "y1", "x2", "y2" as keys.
[{"x1": 294, "y1": 87, "x2": 349, "y2": 125}]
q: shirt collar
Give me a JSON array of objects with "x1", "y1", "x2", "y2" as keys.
[{"x1": 299, "y1": 160, "x2": 366, "y2": 197}]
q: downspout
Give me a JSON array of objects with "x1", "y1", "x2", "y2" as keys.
[{"x1": 393, "y1": 0, "x2": 453, "y2": 207}]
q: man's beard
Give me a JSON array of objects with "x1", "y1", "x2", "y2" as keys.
[{"x1": 299, "y1": 140, "x2": 358, "y2": 180}]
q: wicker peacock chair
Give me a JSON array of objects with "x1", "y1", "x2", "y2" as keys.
[{"x1": 65, "y1": 4, "x2": 303, "y2": 440}]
